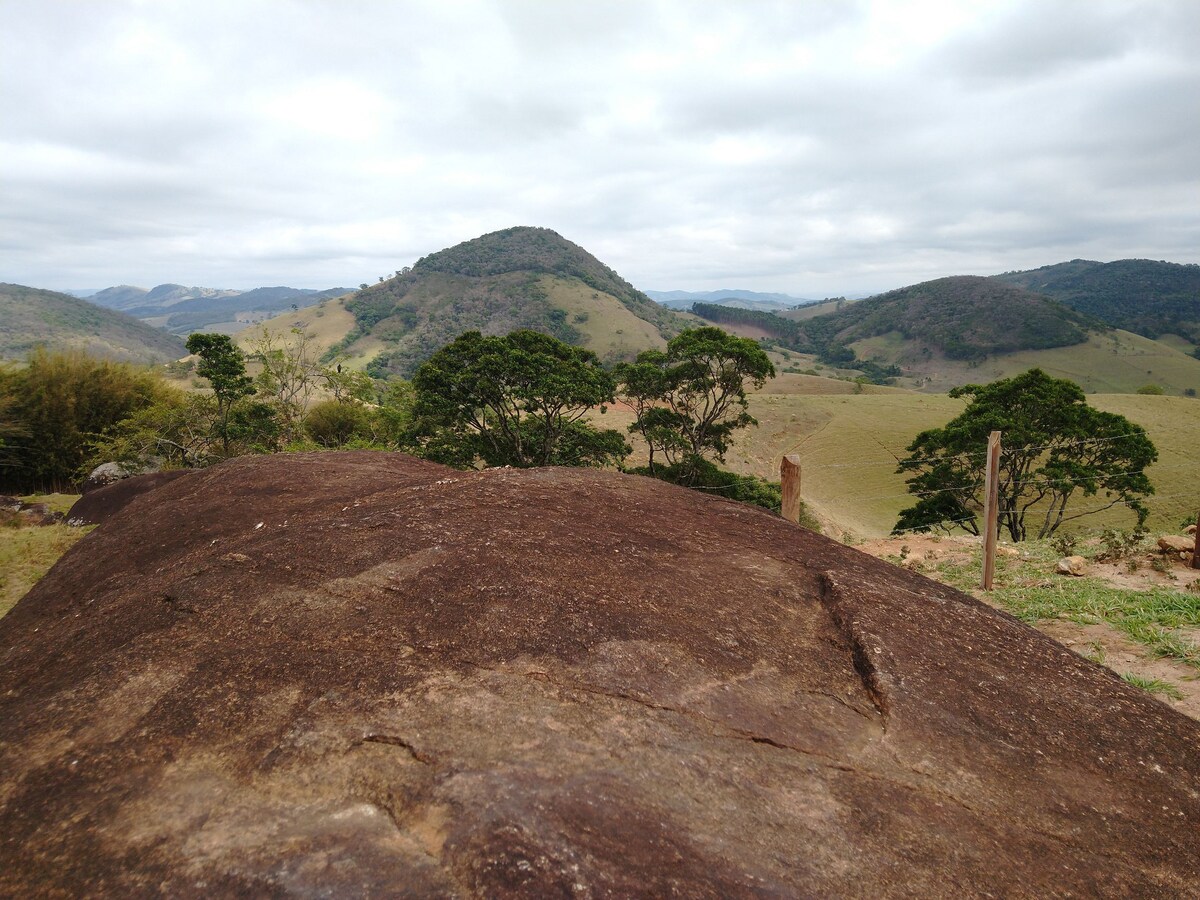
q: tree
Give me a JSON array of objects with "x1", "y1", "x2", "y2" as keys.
[
  {"x1": 185, "y1": 333, "x2": 255, "y2": 456},
  {"x1": 411, "y1": 330, "x2": 627, "y2": 468},
  {"x1": 0, "y1": 349, "x2": 169, "y2": 492},
  {"x1": 893, "y1": 369, "x2": 1157, "y2": 541},
  {"x1": 616, "y1": 326, "x2": 775, "y2": 482},
  {"x1": 247, "y1": 327, "x2": 324, "y2": 443}
]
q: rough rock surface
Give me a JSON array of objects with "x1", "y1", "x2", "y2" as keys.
[
  {"x1": 1, "y1": 451, "x2": 1198, "y2": 897},
  {"x1": 67, "y1": 469, "x2": 193, "y2": 525},
  {"x1": 1159, "y1": 535, "x2": 1196, "y2": 554},
  {"x1": 80, "y1": 458, "x2": 163, "y2": 495},
  {"x1": 1055, "y1": 555, "x2": 1087, "y2": 576}
]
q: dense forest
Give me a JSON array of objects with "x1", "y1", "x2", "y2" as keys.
[{"x1": 994, "y1": 259, "x2": 1200, "y2": 344}]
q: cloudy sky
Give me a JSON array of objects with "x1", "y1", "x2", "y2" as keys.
[{"x1": 2, "y1": 0, "x2": 1198, "y2": 297}]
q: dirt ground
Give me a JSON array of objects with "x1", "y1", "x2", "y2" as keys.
[{"x1": 859, "y1": 533, "x2": 1200, "y2": 720}]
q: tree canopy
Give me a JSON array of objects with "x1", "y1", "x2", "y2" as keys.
[
  {"x1": 0, "y1": 349, "x2": 170, "y2": 492},
  {"x1": 411, "y1": 329, "x2": 627, "y2": 469},
  {"x1": 185, "y1": 333, "x2": 255, "y2": 456},
  {"x1": 616, "y1": 326, "x2": 775, "y2": 482},
  {"x1": 893, "y1": 369, "x2": 1157, "y2": 541}
]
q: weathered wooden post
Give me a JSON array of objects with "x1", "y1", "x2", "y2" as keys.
[
  {"x1": 1192, "y1": 510, "x2": 1199, "y2": 570},
  {"x1": 781, "y1": 454, "x2": 802, "y2": 524},
  {"x1": 981, "y1": 431, "x2": 1002, "y2": 591}
]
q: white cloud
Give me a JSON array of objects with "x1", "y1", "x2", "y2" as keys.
[{"x1": 0, "y1": 0, "x2": 1197, "y2": 295}]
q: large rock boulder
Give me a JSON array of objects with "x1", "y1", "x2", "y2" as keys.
[
  {"x1": 66, "y1": 469, "x2": 194, "y2": 525},
  {"x1": 1, "y1": 451, "x2": 1198, "y2": 896}
]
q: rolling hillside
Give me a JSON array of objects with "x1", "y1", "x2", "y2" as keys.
[
  {"x1": 994, "y1": 259, "x2": 1200, "y2": 344},
  {"x1": 0, "y1": 284, "x2": 186, "y2": 363},
  {"x1": 339, "y1": 226, "x2": 688, "y2": 378}
]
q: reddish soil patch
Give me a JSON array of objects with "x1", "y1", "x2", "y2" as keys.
[{"x1": 2, "y1": 452, "x2": 1198, "y2": 895}]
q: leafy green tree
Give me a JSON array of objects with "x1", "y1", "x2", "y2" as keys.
[
  {"x1": 304, "y1": 399, "x2": 374, "y2": 448},
  {"x1": 894, "y1": 369, "x2": 1157, "y2": 541},
  {"x1": 411, "y1": 330, "x2": 627, "y2": 468},
  {"x1": 616, "y1": 326, "x2": 775, "y2": 482},
  {"x1": 185, "y1": 333, "x2": 255, "y2": 456},
  {"x1": 0, "y1": 349, "x2": 170, "y2": 492},
  {"x1": 247, "y1": 327, "x2": 323, "y2": 442}
]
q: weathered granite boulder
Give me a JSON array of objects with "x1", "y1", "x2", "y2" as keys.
[
  {"x1": 1158, "y1": 535, "x2": 1196, "y2": 555},
  {"x1": 67, "y1": 469, "x2": 193, "y2": 525},
  {"x1": 1055, "y1": 555, "x2": 1087, "y2": 576},
  {"x1": 80, "y1": 458, "x2": 163, "y2": 495},
  {"x1": 1, "y1": 452, "x2": 1197, "y2": 896}
]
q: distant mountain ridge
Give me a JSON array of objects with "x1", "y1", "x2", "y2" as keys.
[
  {"x1": 83, "y1": 283, "x2": 351, "y2": 335},
  {"x1": 0, "y1": 284, "x2": 186, "y2": 363},
  {"x1": 993, "y1": 259, "x2": 1200, "y2": 344},
  {"x1": 646, "y1": 289, "x2": 815, "y2": 312}
]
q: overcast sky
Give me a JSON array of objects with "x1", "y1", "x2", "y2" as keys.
[{"x1": 2, "y1": 1, "x2": 1198, "y2": 297}]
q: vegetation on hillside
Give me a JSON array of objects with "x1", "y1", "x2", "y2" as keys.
[
  {"x1": 694, "y1": 276, "x2": 1093, "y2": 384},
  {"x1": 0, "y1": 283, "x2": 186, "y2": 363},
  {"x1": 410, "y1": 330, "x2": 628, "y2": 468},
  {"x1": 894, "y1": 369, "x2": 1157, "y2": 541},
  {"x1": 338, "y1": 228, "x2": 682, "y2": 378},
  {"x1": 995, "y1": 259, "x2": 1200, "y2": 344},
  {"x1": 0, "y1": 350, "x2": 175, "y2": 493},
  {"x1": 616, "y1": 327, "x2": 775, "y2": 481}
]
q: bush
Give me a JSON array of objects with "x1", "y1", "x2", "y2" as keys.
[
  {"x1": 1136, "y1": 384, "x2": 1165, "y2": 395},
  {"x1": 304, "y1": 400, "x2": 374, "y2": 448}
]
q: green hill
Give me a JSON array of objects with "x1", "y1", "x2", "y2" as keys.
[
  {"x1": 809, "y1": 276, "x2": 1095, "y2": 360},
  {"x1": 0, "y1": 284, "x2": 186, "y2": 364},
  {"x1": 338, "y1": 227, "x2": 686, "y2": 377},
  {"x1": 693, "y1": 276, "x2": 1097, "y2": 385},
  {"x1": 994, "y1": 259, "x2": 1200, "y2": 344}
]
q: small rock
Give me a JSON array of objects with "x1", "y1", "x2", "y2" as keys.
[
  {"x1": 1157, "y1": 535, "x2": 1195, "y2": 554},
  {"x1": 997, "y1": 547, "x2": 1019, "y2": 558},
  {"x1": 1056, "y1": 556, "x2": 1087, "y2": 577},
  {"x1": 1185, "y1": 524, "x2": 1196, "y2": 535}
]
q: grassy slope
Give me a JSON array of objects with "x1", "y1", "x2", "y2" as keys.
[
  {"x1": 715, "y1": 377, "x2": 1200, "y2": 539},
  {"x1": 235, "y1": 295, "x2": 386, "y2": 370},
  {"x1": 851, "y1": 329, "x2": 1200, "y2": 395},
  {"x1": 538, "y1": 276, "x2": 667, "y2": 361},
  {"x1": 1, "y1": 494, "x2": 88, "y2": 618},
  {"x1": 0, "y1": 283, "x2": 186, "y2": 363}
]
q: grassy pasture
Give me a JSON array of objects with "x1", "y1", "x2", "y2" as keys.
[
  {"x1": 852, "y1": 329, "x2": 1200, "y2": 396},
  {"x1": 719, "y1": 377, "x2": 1200, "y2": 538}
]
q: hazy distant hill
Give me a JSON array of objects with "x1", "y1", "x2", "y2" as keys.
[
  {"x1": 646, "y1": 289, "x2": 814, "y2": 312},
  {"x1": 694, "y1": 276, "x2": 1095, "y2": 365},
  {"x1": 0, "y1": 284, "x2": 186, "y2": 363},
  {"x1": 340, "y1": 227, "x2": 687, "y2": 377},
  {"x1": 85, "y1": 283, "x2": 350, "y2": 334},
  {"x1": 89, "y1": 283, "x2": 240, "y2": 312},
  {"x1": 993, "y1": 258, "x2": 1200, "y2": 344}
]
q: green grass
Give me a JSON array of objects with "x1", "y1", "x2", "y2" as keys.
[
  {"x1": 0, "y1": 525, "x2": 88, "y2": 617},
  {"x1": 850, "y1": 330, "x2": 1200, "y2": 396},
  {"x1": 923, "y1": 539, "x2": 1200, "y2": 670},
  {"x1": 1120, "y1": 673, "x2": 1186, "y2": 700},
  {"x1": 539, "y1": 275, "x2": 667, "y2": 364},
  {"x1": 724, "y1": 380, "x2": 1199, "y2": 538}
]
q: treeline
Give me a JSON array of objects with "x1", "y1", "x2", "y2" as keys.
[
  {"x1": 691, "y1": 303, "x2": 900, "y2": 383},
  {"x1": 695, "y1": 274, "x2": 1094, "y2": 369},
  {"x1": 0, "y1": 327, "x2": 810, "y2": 522}
]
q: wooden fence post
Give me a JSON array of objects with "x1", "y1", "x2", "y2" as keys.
[
  {"x1": 781, "y1": 454, "x2": 802, "y2": 524},
  {"x1": 1192, "y1": 510, "x2": 1199, "y2": 570},
  {"x1": 981, "y1": 431, "x2": 1001, "y2": 591}
]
